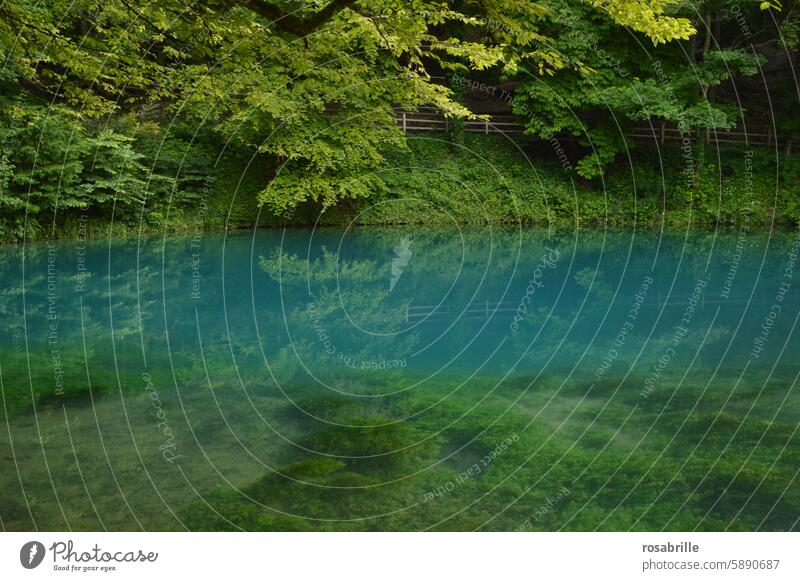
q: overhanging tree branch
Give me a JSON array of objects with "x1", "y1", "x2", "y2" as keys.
[{"x1": 233, "y1": 0, "x2": 359, "y2": 36}]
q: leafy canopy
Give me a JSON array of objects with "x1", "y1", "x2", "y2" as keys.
[{"x1": 1, "y1": 0, "x2": 698, "y2": 215}]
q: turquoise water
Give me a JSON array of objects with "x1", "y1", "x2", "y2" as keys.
[{"x1": 1, "y1": 226, "x2": 799, "y2": 531}]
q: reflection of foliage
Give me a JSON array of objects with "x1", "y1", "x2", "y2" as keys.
[{"x1": 259, "y1": 245, "x2": 418, "y2": 370}]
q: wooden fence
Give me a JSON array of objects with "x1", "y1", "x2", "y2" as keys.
[{"x1": 395, "y1": 107, "x2": 779, "y2": 147}]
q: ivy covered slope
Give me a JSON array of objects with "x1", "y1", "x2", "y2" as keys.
[{"x1": 0, "y1": 0, "x2": 795, "y2": 241}]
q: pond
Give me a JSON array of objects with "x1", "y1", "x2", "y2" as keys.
[{"x1": 1, "y1": 226, "x2": 799, "y2": 531}]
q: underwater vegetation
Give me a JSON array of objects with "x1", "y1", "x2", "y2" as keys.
[
  {"x1": 1, "y1": 228, "x2": 799, "y2": 531},
  {"x1": 175, "y1": 373, "x2": 800, "y2": 532}
]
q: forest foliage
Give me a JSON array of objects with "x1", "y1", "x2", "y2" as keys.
[{"x1": 0, "y1": 0, "x2": 796, "y2": 239}]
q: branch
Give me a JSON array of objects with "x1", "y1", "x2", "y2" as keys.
[{"x1": 235, "y1": 0, "x2": 359, "y2": 36}]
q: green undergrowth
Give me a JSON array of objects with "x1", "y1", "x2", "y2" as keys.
[{"x1": 4, "y1": 134, "x2": 797, "y2": 244}]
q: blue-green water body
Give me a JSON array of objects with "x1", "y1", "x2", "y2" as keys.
[{"x1": 1, "y1": 227, "x2": 799, "y2": 530}]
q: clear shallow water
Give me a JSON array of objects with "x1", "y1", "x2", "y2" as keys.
[{"x1": 1, "y1": 226, "x2": 799, "y2": 531}]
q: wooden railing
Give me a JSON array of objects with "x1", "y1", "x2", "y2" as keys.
[
  {"x1": 627, "y1": 122, "x2": 776, "y2": 146},
  {"x1": 396, "y1": 107, "x2": 526, "y2": 135},
  {"x1": 394, "y1": 107, "x2": 780, "y2": 147}
]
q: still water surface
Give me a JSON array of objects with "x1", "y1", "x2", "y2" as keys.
[{"x1": 1, "y1": 227, "x2": 799, "y2": 530}]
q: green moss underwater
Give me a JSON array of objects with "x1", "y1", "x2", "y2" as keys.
[{"x1": 1, "y1": 363, "x2": 798, "y2": 532}]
